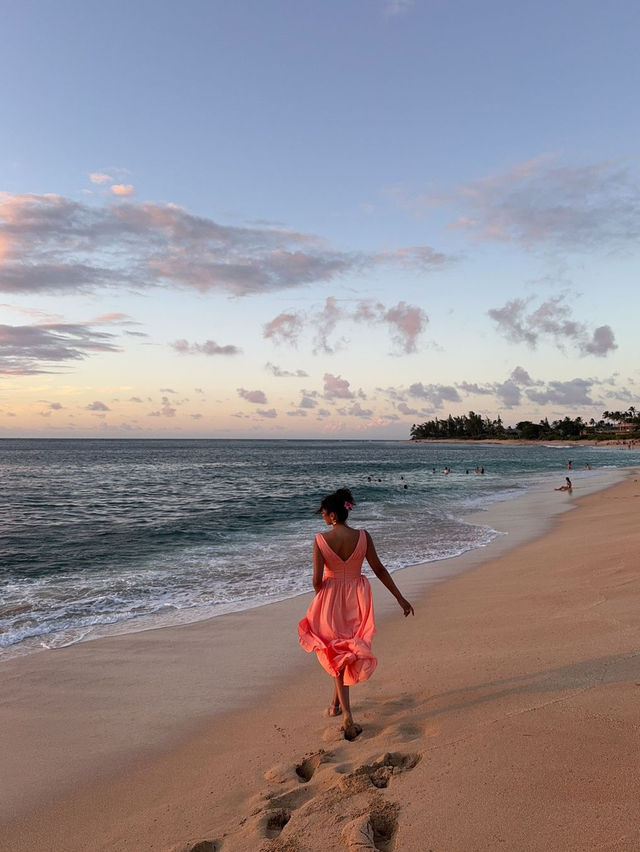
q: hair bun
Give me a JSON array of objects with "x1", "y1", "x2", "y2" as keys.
[{"x1": 335, "y1": 487, "x2": 355, "y2": 506}]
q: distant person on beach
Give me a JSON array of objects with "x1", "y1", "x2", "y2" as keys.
[
  {"x1": 567, "y1": 460, "x2": 573, "y2": 470},
  {"x1": 298, "y1": 487, "x2": 414, "y2": 741},
  {"x1": 555, "y1": 477, "x2": 572, "y2": 492}
]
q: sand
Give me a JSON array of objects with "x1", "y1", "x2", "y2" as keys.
[{"x1": 1, "y1": 469, "x2": 639, "y2": 851}]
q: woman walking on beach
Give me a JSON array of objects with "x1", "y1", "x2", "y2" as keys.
[{"x1": 298, "y1": 488, "x2": 414, "y2": 741}]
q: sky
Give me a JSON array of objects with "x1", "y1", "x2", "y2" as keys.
[{"x1": 1, "y1": 0, "x2": 639, "y2": 438}]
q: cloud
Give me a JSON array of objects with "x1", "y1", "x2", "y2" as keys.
[
  {"x1": 111, "y1": 184, "x2": 135, "y2": 197},
  {"x1": 488, "y1": 295, "x2": 617, "y2": 357},
  {"x1": 286, "y1": 409, "x2": 307, "y2": 417},
  {"x1": 238, "y1": 387, "x2": 268, "y2": 404},
  {"x1": 313, "y1": 297, "x2": 345, "y2": 354},
  {"x1": 408, "y1": 382, "x2": 461, "y2": 408},
  {"x1": 0, "y1": 192, "x2": 448, "y2": 297},
  {"x1": 90, "y1": 173, "x2": 113, "y2": 185},
  {"x1": 338, "y1": 402, "x2": 373, "y2": 418},
  {"x1": 265, "y1": 362, "x2": 308, "y2": 378},
  {"x1": 171, "y1": 338, "x2": 241, "y2": 356},
  {"x1": 510, "y1": 366, "x2": 535, "y2": 386},
  {"x1": 457, "y1": 381, "x2": 494, "y2": 396},
  {"x1": 49, "y1": 401, "x2": 63, "y2": 410},
  {"x1": 86, "y1": 400, "x2": 110, "y2": 411},
  {"x1": 396, "y1": 401, "x2": 421, "y2": 415},
  {"x1": 0, "y1": 320, "x2": 121, "y2": 374},
  {"x1": 323, "y1": 373, "x2": 354, "y2": 400},
  {"x1": 526, "y1": 378, "x2": 598, "y2": 407},
  {"x1": 264, "y1": 298, "x2": 429, "y2": 355},
  {"x1": 257, "y1": 408, "x2": 277, "y2": 418},
  {"x1": 149, "y1": 396, "x2": 177, "y2": 417},
  {"x1": 435, "y1": 156, "x2": 640, "y2": 251},
  {"x1": 581, "y1": 325, "x2": 617, "y2": 357},
  {"x1": 380, "y1": 301, "x2": 428, "y2": 353},
  {"x1": 384, "y1": 0, "x2": 415, "y2": 16},
  {"x1": 299, "y1": 395, "x2": 317, "y2": 409},
  {"x1": 494, "y1": 380, "x2": 522, "y2": 408},
  {"x1": 263, "y1": 312, "x2": 304, "y2": 345}
]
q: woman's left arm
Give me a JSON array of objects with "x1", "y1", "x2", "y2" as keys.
[{"x1": 365, "y1": 531, "x2": 414, "y2": 616}]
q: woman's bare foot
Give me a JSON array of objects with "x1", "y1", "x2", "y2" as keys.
[
  {"x1": 342, "y1": 719, "x2": 363, "y2": 741},
  {"x1": 327, "y1": 702, "x2": 342, "y2": 717}
]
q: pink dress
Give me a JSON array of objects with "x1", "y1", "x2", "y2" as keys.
[{"x1": 297, "y1": 528, "x2": 377, "y2": 686}]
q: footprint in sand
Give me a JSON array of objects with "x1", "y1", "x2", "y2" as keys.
[
  {"x1": 295, "y1": 749, "x2": 330, "y2": 782},
  {"x1": 338, "y1": 752, "x2": 421, "y2": 794},
  {"x1": 342, "y1": 801, "x2": 400, "y2": 852},
  {"x1": 175, "y1": 841, "x2": 221, "y2": 852},
  {"x1": 260, "y1": 807, "x2": 292, "y2": 839}
]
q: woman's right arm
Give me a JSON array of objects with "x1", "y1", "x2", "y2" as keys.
[
  {"x1": 312, "y1": 539, "x2": 324, "y2": 593},
  {"x1": 365, "y1": 531, "x2": 414, "y2": 617}
]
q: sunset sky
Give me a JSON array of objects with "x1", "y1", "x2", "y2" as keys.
[{"x1": 1, "y1": 0, "x2": 639, "y2": 438}]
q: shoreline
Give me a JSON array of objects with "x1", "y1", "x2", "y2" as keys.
[
  {"x1": 2, "y1": 457, "x2": 628, "y2": 666},
  {"x1": 1, "y1": 466, "x2": 639, "y2": 850}
]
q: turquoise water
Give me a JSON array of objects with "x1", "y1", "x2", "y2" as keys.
[{"x1": 1, "y1": 438, "x2": 637, "y2": 658}]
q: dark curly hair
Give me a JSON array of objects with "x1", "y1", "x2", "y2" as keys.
[{"x1": 316, "y1": 487, "x2": 356, "y2": 523}]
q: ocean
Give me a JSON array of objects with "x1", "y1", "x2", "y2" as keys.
[{"x1": 2, "y1": 438, "x2": 638, "y2": 660}]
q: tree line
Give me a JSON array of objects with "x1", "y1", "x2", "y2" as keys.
[{"x1": 410, "y1": 407, "x2": 640, "y2": 441}]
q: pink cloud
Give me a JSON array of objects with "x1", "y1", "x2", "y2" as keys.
[
  {"x1": 0, "y1": 192, "x2": 449, "y2": 298},
  {"x1": 89, "y1": 172, "x2": 113, "y2": 185},
  {"x1": 111, "y1": 184, "x2": 135, "y2": 197},
  {"x1": 382, "y1": 301, "x2": 427, "y2": 353},
  {"x1": 263, "y1": 312, "x2": 304, "y2": 345}
]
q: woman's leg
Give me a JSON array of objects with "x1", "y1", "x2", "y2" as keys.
[
  {"x1": 334, "y1": 671, "x2": 362, "y2": 740},
  {"x1": 328, "y1": 682, "x2": 342, "y2": 716}
]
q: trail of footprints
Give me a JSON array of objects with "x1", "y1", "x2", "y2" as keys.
[
  {"x1": 178, "y1": 747, "x2": 420, "y2": 851},
  {"x1": 255, "y1": 747, "x2": 421, "y2": 851}
]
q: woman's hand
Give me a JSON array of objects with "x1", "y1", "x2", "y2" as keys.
[{"x1": 398, "y1": 596, "x2": 414, "y2": 617}]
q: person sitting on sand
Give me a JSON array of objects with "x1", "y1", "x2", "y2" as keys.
[
  {"x1": 555, "y1": 477, "x2": 572, "y2": 492},
  {"x1": 298, "y1": 487, "x2": 414, "y2": 741}
]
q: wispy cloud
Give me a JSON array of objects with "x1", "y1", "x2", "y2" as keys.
[
  {"x1": 265, "y1": 362, "x2": 308, "y2": 378},
  {"x1": 265, "y1": 297, "x2": 429, "y2": 355},
  {"x1": 0, "y1": 193, "x2": 448, "y2": 298},
  {"x1": 397, "y1": 156, "x2": 640, "y2": 252},
  {"x1": 263, "y1": 312, "x2": 305, "y2": 345},
  {"x1": 383, "y1": 0, "x2": 415, "y2": 17},
  {"x1": 89, "y1": 173, "x2": 113, "y2": 185},
  {"x1": 171, "y1": 339, "x2": 241, "y2": 356},
  {"x1": 488, "y1": 295, "x2": 617, "y2": 357},
  {"x1": 0, "y1": 320, "x2": 121, "y2": 374}
]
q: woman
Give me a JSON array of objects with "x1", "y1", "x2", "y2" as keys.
[{"x1": 298, "y1": 488, "x2": 414, "y2": 741}]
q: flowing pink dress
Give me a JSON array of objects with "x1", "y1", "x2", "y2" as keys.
[{"x1": 297, "y1": 528, "x2": 377, "y2": 686}]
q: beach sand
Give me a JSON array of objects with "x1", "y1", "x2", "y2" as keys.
[{"x1": 1, "y1": 470, "x2": 639, "y2": 851}]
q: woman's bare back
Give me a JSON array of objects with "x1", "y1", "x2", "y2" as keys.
[{"x1": 320, "y1": 525, "x2": 361, "y2": 561}]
